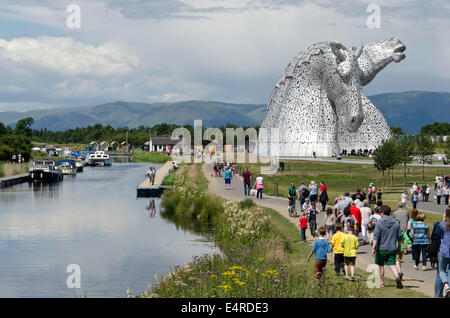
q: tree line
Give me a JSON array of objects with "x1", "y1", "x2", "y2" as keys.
[
  {"x1": 374, "y1": 134, "x2": 449, "y2": 187},
  {"x1": 0, "y1": 117, "x2": 34, "y2": 161}
]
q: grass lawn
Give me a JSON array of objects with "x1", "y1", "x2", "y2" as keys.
[
  {"x1": 132, "y1": 151, "x2": 170, "y2": 163},
  {"x1": 239, "y1": 160, "x2": 448, "y2": 208}
]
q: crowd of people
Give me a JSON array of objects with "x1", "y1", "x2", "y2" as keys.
[
  {"x1": 303, "y1": 186, "x2": 450, "y2": 297},
  {"x1": 405, "y1": 174, "x2": 450, "y2": 209},
  {"x1": 209, "y1": 163, "x2": 450, "y2": 297}
]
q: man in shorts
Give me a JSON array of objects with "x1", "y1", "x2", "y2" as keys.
[
  {"x1": 372, "y1": 205, "x2": 403, "y2": 288},
  {"x1": 224, "y1": 167, "x2": 232, "y2": 190}
]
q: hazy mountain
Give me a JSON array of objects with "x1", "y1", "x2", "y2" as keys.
[{"x1": 0, "y1": 91, "x2": 448, "y2": 132}]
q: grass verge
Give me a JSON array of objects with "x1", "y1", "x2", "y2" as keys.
[{"x1": 132, "y1": 151, "x2": 170, "y2": 163}]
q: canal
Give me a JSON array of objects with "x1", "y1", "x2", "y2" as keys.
[{"x1": 0, "y1": 162, "x2": 216, "y2": 297}]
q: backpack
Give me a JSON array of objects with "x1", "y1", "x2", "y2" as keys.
[
  {"x1": 367, "y1": 216, "x2": 378, "y2": 232},
  {"x1": 343, "y1": 216, "x2": 355, "y2": 232},
  {"x1": 302, "y1": 188, "x2": 309, "y2": 197}
]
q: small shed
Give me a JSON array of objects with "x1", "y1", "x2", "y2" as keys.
[
  {"x1": 99, "y1": 141, "x2": 109, "y2": 151},
  {"x1": 149, "y1": 137, "x2": 181, "y2": 152}
]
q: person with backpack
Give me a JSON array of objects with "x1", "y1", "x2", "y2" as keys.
[
  {"x1": 298, "y1": 182, "x2": 309, "y2": 211},
  {"x1": 340, "y1": 207, "x2": 357, "y2": 234},
  {"x1": 319, "y1": 181, "x2": 328, "y2": 212},
  {"x1": 288, "y1": 182, "x2": 298, "y2": 217},
  {"x1": 367, "y1": 206, "x2": 382, "y2": 246}
]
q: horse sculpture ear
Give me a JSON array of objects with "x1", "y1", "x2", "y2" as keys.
[
  {"x1": 355, "y1": 45, "x2": 364, "y2": 58},
  {"x1": 330, "y1": 42, "x2": 347, "y2": 62}
]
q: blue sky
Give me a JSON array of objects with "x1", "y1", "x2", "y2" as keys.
[{"x1": 0, "y1": 0, "x2": 448, "y2": 112}]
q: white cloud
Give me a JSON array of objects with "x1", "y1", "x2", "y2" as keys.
[
  {"x1": 0, "y1": 0, "x2": 448, "y2": 112},
  {"x1": 0, "y1": 36, "x2": 139, "y2": 77}
]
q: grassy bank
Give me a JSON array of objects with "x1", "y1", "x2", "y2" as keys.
[
  {"x1": 0, "y1": 162, "x2": 28, "y2": 178},
  {"x1": 132, "y1": 151, "x2": 170, "y2": 164},
  {"x1": 136, "y1": 163, "x2": 398, "y2": 298}
]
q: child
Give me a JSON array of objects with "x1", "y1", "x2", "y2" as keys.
[
  {"x1": 307, "y1": 227, "x2": 331, "y2": 279},
  {"x1": 330, "y1": 223, "x2": 346, "y2": 276},
  {"x1": 341, "y1": 226, "x2": 359, "y2": 281},
  {"x1": 299, "y1": 212, "x2": 308, "y2": 242}
]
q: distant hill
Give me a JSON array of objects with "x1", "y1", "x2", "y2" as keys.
[{"x1": 0, "y1": 91, "x2": 448, "y2": 132}]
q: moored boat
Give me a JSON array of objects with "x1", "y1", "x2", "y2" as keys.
[
  {"x1": 29, "y1": 160, "x2": 63, "y2": 182},
  {"x1": 59, "y1": 159, "x2": 77, "y2": 175},
  {"x1": 87, "y1": 151, "x2": 112, "y2": 166}
]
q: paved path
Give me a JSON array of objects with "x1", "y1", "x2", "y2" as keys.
[
  {"x1": 406, "y1": 188, "x2": 449, "y2": 215},
  {"x1": 279, "y1": 156, "x2": 450, "y2": 167},
  {"x1": 203, "y1": 163, "x2": 436, "y2": 297}
]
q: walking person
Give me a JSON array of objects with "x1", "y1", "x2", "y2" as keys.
[
  {"x1": 392, "y1": 202, "x2": 411, "y2": 274},
  {"x1": 307, "y1": 227, "x2": 331, "y2": 279},
  {"x1": 288, "y1": 182, "x2": 298, "y2": 217},
  {"x1": 325, "y1": 207, "x2": 336, "y2": 240},
  {"x1": 372, "y1": 205, "x2": 403, "y2": 288},
  {"x1": 298, "y1": 182, "x2": 308, "y2": 211},
  {"x1": 224, "y1": 167, "x2": 232, "y2": 190},
  {"x1": 436, "y1": 186, "x2": 442, "y2": 205},
  {"x1": 425, "y1": 185, "x2": 431, "y2": 202},
  {"x1": 309, "y1": 181, "x2": 318, "y2": 203},
  {"x1": 411, "y1": 213, "x2": 430, "y2": 271},
  {"x1": 319, "y1": 181, "x2": 328, "y2": 212},
  {"x1": 330, "y1": 223, "x2": 346, "y2": 276},
  {"x1": 242, "y1": 168, "x2": 251, "y2": 196},
  {"x1": 367, "y1": 206, "x2": 382, "y2": 246},
  {"x1": 401, "y1": 189, "x2": 408, "y2": 208},
  {"x1": 411, "y1": 189, "x2": 419, "y2": 209},
  {"x1": 299, "y1": 212, "x2": 308, "y2": 242},
  {"x1": 444, "y1": 184, "x2": 450, "y2": 206},
  {"x1": 342, "y1": 225, "x2": 359, "y2": 281},
  {"x1": 12, "y1": 153, "x2": 16, "y2": 164},
  {"x1": 360, "y1": 200, "x2": 371, "y2": 245},
  {"x1": 350, "y1": 201, "x2": 362, "y2": 236},
  {"x1": 254, "y1": 174, "x2": 264, "y2": 199},
  {"x1": 407, "y1": 208, "x2": 419, "y2": 263},
  {"x1": 433, "y1": 207, "x2": 450, "y2": 298}
]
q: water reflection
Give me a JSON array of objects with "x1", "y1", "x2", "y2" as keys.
[
  {"x1": 146, "y1": 199, "x2": 157, "y2": 218},
  {"x1": 0, "y1": 163, "x2": 216, "y2": 297}
]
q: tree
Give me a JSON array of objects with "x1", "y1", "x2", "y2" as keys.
[
  {"x1": 374, "y1": 138, "x2": 398, "y2": 189},
  {"x1": 14, "y1": 117, "x2": 34, "y2": 137},
  {"x1": 415, "y1": 134, "x2": 435, "y2": 181},
  {"x1": 0, "y1": 122, "x2": 6, "y2": 135},
  {"x1": 397, "y1": 134, "x2": 416, "y2": 185},
  {"x1": 390, "y1": 126, "x2": 403, "y2": 136}
]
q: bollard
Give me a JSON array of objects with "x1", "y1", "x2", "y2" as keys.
[{"x1": 275, "y1": 182, "x2": 278, "y2": 197}]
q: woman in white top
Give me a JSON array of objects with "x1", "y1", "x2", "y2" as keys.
[
  {"x1": 360, "y1": 200, "x2": 372, "y2": 245},
  {"x1": 401, "y1": 189, "x2": 408, "y2": 208}
]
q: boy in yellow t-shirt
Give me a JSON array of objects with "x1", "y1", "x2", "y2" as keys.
[
  {"x1": 330, "y1": 223, "x2": 346, "y2": 276},
  {"x1": 341, "y1": 226, "x2": 359, "y2": 281}
]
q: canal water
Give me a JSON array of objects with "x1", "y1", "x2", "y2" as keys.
[{"x1": 0, "y1": 163, "x2": 217, "y2": 297}]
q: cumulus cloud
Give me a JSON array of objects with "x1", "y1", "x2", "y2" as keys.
[
  {"x1": 0, "y1": 36, "x2": 139, "y2": 77},
  {"x1": 0, "y1": 0, "x2": 448, "y2": 113}
]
